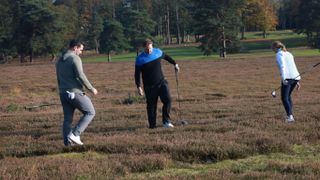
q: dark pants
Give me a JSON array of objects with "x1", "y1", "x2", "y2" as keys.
[
  {"x1": 144, "y1": 80, "x2": 172, "y2": 128},
  {"x1": 281, "y1": 79, "x2": 298, "y2": 116}
]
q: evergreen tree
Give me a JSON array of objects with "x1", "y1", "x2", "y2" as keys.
[
  {"x1": 0, "y1": 0, "x2": 15, "y2": 61},
  {"x1": 118, "y1": 7, "x2": 156, "y2": 55},
  {"x1": 189, "y1": 0, "x2": 245, "y2": 56},
  {"x1": 99, "y1": 19, "x2": 129, "y2": 62},
  {"x1": 87, "y1": 11, "x2": 104, "y2": 53},
  {"x1": 11, "y1": 0, "x2": 66, "y2": 62},
  {"x1": 293, "y1": 0, "x2": 320, "y2": 48}
]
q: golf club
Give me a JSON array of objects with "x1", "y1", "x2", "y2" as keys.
[
  {"x1": 175, "y1": 70, "x2": 188, "y2": 125},
  {"x1": 271, "y1": 62, "x2": 320, "y2": 97},
  {"x1": 25, "y1": 103, "x2": 60, "y2": 110}
]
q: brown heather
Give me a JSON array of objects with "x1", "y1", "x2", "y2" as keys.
[{"x1": 1, "y1": 56, "x2": 320, "y2": 179}]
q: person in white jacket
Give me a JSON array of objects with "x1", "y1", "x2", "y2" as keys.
[{"x1": 272, "y1": 41, "x2": 301, "y2": 123}]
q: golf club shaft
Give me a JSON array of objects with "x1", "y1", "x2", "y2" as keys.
[
  {"x1": 25, "y1": 103, "x2": 60, "y2": 110},
  {"x1": 175, "y1": 71, "x2": 181, "y2": 108},
  {"x1": 273, "y1": 62, "x2": 320, "y2": 92},
  {"x1": 175, "y1": 71, "x2": 182, "y2": 120}
]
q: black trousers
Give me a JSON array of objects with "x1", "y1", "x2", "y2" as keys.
[{"x1": 144, "y1": 80, "x2": 172, "y2": 128}]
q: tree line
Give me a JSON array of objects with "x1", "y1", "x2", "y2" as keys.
[{"x1": 0, "y1": 0, "x2": 319, "y2": 63}]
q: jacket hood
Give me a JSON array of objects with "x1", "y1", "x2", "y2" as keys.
[{"x1": 62, "y1": 50, "x2": 74, "y2": 61}]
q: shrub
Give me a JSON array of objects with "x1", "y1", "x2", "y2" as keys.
[
  {"x1": 6, "y1": 103, "x2": 22, "y2": 112},
  {"x1": 121, "y1": 93, "x2": 145, "y2": 105}
]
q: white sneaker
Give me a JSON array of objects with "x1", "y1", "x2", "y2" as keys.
[
  {"x1": 286, "y1": 115, "x2": 295, "y2": 123},
  {"x1": 163, "y1": 122, "x2": 174, "y2": 128},
  {"x1": 68, "y1": 133, "x2": 83, "y2": 145}
]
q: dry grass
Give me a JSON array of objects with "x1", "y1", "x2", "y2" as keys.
[{"x1": 1, "y1": 56, "x2": 320, "y2": 178}]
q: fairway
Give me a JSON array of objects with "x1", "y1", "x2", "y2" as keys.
[{"x1": 1, "y1": 55, "x2": 320, "y2": 178}]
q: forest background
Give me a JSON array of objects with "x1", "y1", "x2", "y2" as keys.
[{"x1": 1, "y1": 0, "x2": 319, "y2": 63}]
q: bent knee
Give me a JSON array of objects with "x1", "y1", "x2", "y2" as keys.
[{"x1": 86, "y1": 108, "x2": 96, "y2": 116}]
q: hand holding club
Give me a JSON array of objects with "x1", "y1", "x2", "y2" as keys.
[
  {"x1": 296, "y1": 82, "x2": 301, "y2": 91},
  {"x1": 137, "y1": 86, "x2": 144, "y2": 96},
  {"x1": 92, "y1": 88, "x2": 98, "y2": 96},
  {"x1": 282, "y1": 79, "x2": 288, "y2": 85},
  {"x1": 174, "y1": 64, "x2": 180, "y2": 73}
]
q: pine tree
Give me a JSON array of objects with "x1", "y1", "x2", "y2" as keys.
[
  {"x1": 293, "y1": 0, "x2": 320, "y2": 48},
  {"x1": 189, "y1": 0, "x2": 245, "y2": 57},
  {"x1": 99, "y1": 19, "x2": 129, "y2": 62}
]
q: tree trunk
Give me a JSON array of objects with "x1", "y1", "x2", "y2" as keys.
[
  {"x1": 220, "y1": 26, "x2": 226, "y2": 58},
  {"x1": 29, "y1": 49, "x2": 33, "y2": 63},
  {"x1": 108, "y1": 51, "x2": 111, "y2": 62},
  {"x1": 112, "y1": 0, "x2": 116, "y2": 19},
  {"x1": 20, "y1": 54, "x2": 24, "y2": 63},
  {"x1": 165, "y1": 4, "x2": 171, "y2": 45},
  {"x1": 158, "y1": 17, "x2": 162, "y2": 37},
  {"x1": 51, "y1": 54, "x2": 56, "y2": 62},
  {"x1": 95, "y1": 38, "x2": 99, "y2": 54},
  {"x1": 241, "y1": 26, "x2": 245, "y2": 40},
  {"x1": 175, "y1": 3, "x2": 181, "y2": 44},
  {"x1": 181, "y1": 30, "x2": 185, "y2": 43},
  {"x1": 241, "y1": 12, "x2": 246, "y2": 40},
  {"x1": 263, "y1": 30, "x2": 267, "y2": 38}
]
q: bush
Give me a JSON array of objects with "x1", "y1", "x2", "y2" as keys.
[
  {"x1": 6, "y1": 103, "x2": 22, "y2": 112},
  {"x1": 121, "y1": 93, "x2": 145, "y2": 105}
]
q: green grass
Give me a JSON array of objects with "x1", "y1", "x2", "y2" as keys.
[
  {"x1": 83, "y1": 53, "x2": 137, "y2": 62},
  {"x1": 240, "y1": 30, "x2": 304, "y2": 39},
  {"x1": 128, "y1": 144, "x2": 320, "y2": 179},
  {"x1": 240, "y1": 30, "x2": 308, "y2": 52},
  {"x1": 83, "y1": 46, "x2": 219, "y2": 62},
  {"x1": 83, "y1": 30, "x2": 319, "y2": 63}
]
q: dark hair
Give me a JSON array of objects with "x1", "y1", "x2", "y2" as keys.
[
  {"x1": 69, "y1": 39, "x2": 83, "y2": 49},
  {"x1": 143, "y1": 39, "x2": 153, "y2": 47}
]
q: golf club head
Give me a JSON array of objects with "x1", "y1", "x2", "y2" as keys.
[{"x1": 271, "y1": 90, "x2": 276, "y2": 98}]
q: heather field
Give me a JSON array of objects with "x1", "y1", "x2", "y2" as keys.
[{"x1": 1, "y1": 54, "x2": 320, "y2": 179}]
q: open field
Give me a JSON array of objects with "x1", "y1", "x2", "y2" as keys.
[{"x1": 1, "y1": 54, "x2": 320, "y2": 178}]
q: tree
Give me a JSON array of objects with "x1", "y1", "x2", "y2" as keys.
[
  {"x1": 256, "y1": 0, "x2": 278, "y2": 38},
  {"x1": 118, "y1": 8, "x2": 156, "y2": 55},
  {"x1": 189, "y1": 0, "x2": 245, "y2": 57},
  {"x1": 99, "y1": 19, "x2": 129, "y2": 62},
  {"x1": 243, "y1": 0, "x2": 278, "y2": 38},
  {"x1": 11, "y1": 0, "x2": 66, "y2": 62},
  {"x1": 0, "y1": 0, "x2": 15, "y2": 61},
  {"x1": 87, "y1": 11, "x2": 104, "y2": 53},
  {"x1": 151, "y1": 0, "x2": 173, "y2": 45},
  {"x1": 293, "y1": 0, "x2": 320, "y2": 48}
]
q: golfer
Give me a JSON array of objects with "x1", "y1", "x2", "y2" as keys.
[
  {"x1": 135, "y1": 39, "x2": 180, "y2": 129},
  {"x1": 272, "y1": 41, "x2": 300, "y2": 123},
  {"x1": 56, "y1": 40, "x2": 98, "y2": 146}
]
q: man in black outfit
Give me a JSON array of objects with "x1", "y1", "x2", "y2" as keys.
[{"x1": 135, "y1": 39, "x2": 180, "y2": 129}]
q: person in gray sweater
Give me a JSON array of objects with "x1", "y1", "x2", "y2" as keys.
[{"x1": 56, "y1": 40, "x2": 98, "y2": 146}]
